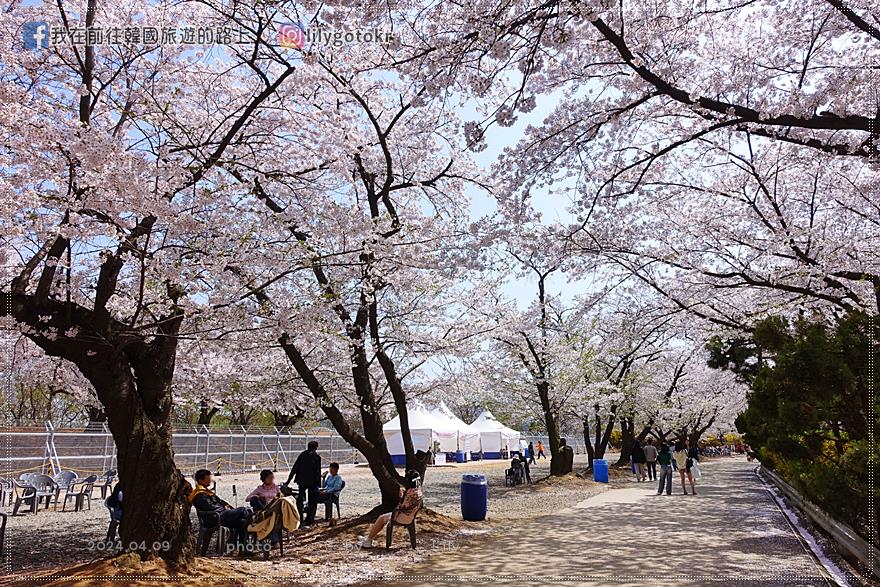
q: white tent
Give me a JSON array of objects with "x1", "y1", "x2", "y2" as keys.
[
  {"x1": 430, "y1": 401, "x2": 481, "y2": 453},
  {"x1": 383, "y1": 403, "x2": 457, "y2": 458},
  {"x1": 470, "y1": 410, "x2": 521, "y2": 458}
]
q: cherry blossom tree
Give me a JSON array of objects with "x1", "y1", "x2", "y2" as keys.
[
  {"x1": 174, "y1": 3, "x2": 495, "y2": 511},
  {"x1": 173, "y1": 340, "x2": 314, "y2": 428},
  {"x1": 431, "y1": 0, "x2": 877, "y2": 326},
  {"x1": 475, "y1": 223, "x2": 590, "y2": 473},
  {"x1": 0, "y1": 0, "x2": 322, "y2": 564},
  {"x1": 3, "y1": 334, "x2": 100, "y2": 425}
]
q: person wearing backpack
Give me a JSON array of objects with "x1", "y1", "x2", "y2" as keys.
[{"x1": 655, "y1": 443, "x2": 674, "y2": 495}]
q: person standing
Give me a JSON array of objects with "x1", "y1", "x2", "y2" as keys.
[
  {"x1": 686, "y1": 439, "x2": 700, "y2": 493},
  {"x1": 285, "y1": 440, "x2": 321, "y2": 526},
  {"x1": 632, "y1": 439, "x2": 647, "y2": 482},
  {"x1": 673, "y1": 439, "x2": 697, "y2": 495},
  {"x1": 516, "y1": 452, "x2": 532, "y2": 484},
  {"x1": 643, "y1": 438, "x2": 658, "y2": 481},
  {"x1": 655, "y1": 443, "x2": 673, "y2": 495},
  {"x1": 527, "y1": 442, "x2": 536, "y2": 464},
  {"x1": 536, "y1": 440, "x2": 546, "y2": 459}
]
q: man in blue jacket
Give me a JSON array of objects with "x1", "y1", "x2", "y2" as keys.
[{"x1": 316, "y1": 462, "x2": 345, "y2": 521}]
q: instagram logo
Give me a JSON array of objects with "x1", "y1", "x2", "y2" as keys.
[{"x1": 278, "y1": 22, "x2": 304, "y2": 49}]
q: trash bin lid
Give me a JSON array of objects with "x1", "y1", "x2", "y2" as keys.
[{"x1": 461, "y1": 473, "x2": 487, "y2": 485}]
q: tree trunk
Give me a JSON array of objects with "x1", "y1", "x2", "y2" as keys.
[
  {"x1": 687, "y1": 429, "x2": 703, "y2": 448},
  {"x1": 112, "y1": 406, "x2": 193, "y2": 565},
  {"x1": 80, "y1": 343, "x2": 193, "y2": 565},
  {"x1": 615, "y1": 416, "x2": 635, "y2": 466},
  {"x1": 582, "y1": 415, "x2": 595, "y2": 468},
  {"x1": 86, "y1": 405, "x2": 107, "y2": 423},
  {"x1": 6, "y1": 291, "x2": 191, "y2": 566},
  {"x1": 593, "y1": 408, "x2": 616, "y2": 459},
  {"x1": 279, "y1": 335, "x2": 405, "y2": 514},
  {"x1": 197, "y1": 401, "x2": 218, "y2": 427},
  {"x1": 539, "y1": 382, "x2": 563, "y2": 476}
]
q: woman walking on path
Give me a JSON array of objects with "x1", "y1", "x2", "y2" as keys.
[
  {"x1": 632, "y1": 440, "x2": 647, "y2": 482},
  {"x1": 674, "y1": 439, "x2": 697, "y2": 495},
  {"x1": 656, "y1": 443, "x2": 673, "y2": 495}
]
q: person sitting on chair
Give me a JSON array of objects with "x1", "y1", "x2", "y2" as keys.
[
  {"x1": 245, "y1": 469, "x2": 280, "y2": 512},
  {"x1": 315, "y1": 462, "x2": 344, "y2": 521},
  {"x1": 189, "y1": 469, "x2": 252, "y2": 553},
  {"x1": 358, "y1": 469, "x2": 423, "y2": 548},
  {"x1": 510, "y1": 453, "x2": 525, "y2": 485}
]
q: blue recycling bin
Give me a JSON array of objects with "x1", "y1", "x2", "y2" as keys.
[
  {"x1": 593, "y1": 459, "x2": 609, "y2": 483},
  {"x1": 455, "y1": 450, "x2": 466, "y2": 463},
  {"x1": 460, "y1": 474, "x2": 488, "y2": 521}
]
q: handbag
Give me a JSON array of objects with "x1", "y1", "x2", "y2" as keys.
[{"x1": 691, "y1": 460, "x2": 702, "y2": 480}]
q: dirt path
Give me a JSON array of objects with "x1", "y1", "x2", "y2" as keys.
[{"x1": 368, "y1": 457, "x2": 836, "y2": 586}]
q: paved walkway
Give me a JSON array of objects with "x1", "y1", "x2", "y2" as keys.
[{"x1": 375, "y1": 458, "x2": 835, "y2": 586}]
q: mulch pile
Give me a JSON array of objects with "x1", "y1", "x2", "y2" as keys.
[{"x1": 0, "y1": 555, "x2": 268, "y2": 586}]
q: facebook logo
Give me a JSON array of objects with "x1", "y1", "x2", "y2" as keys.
[{"x1": 23, "y1": 21, "x2": 50, "y2": 50}]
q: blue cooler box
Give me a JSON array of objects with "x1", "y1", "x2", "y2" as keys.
[{"x1": 460, "y1": 474, "x2": 488, "y2": 521}]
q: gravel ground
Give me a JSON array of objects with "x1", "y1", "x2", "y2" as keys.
[{"x1": 4, "y1": 453, "x2": 617, "y2": 582}]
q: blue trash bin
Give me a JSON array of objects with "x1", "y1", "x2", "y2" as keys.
[
  {"x1": 455, "y1": 450, "x2": 465, "y2": 463},
  {"x1": 461, "y1": 474, "x2": 488, "y2": 521},
  {"x1": 593, "y1": 459, "x2": 609, "y2": 483}
]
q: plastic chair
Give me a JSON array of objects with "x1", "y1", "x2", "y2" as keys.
[
  {"x1": 99, "y1": 469, "x2": 117, "y2": 499},
  {"x1": 12, "y1": 480, "x2": 38, "y2": 515},
  {"x1": 53, "y1": 471, "x2": 78, "y2": 492},
  {"x1": 196, "y1": 510, "x2": 229, "y2": 556},
  {"x1": 385, "y1": 505, "x2": 420, "y2": 550},
  {"x1": 320, "y1": 480, "x2": 345, "y2": 520},
  {"x1": 13, "y1": 474, "x2": 57, "y2": 514},
  {"x1": 330, "y1": 479, "x2": 345, "y2": 518},
  {"x1": 0, "y1": 478, "x2": 14, "y2": 507},
  {"x1": 53, "y1": 471, "x2": 78, "y2": 508},
  {"x1": 62, "y1": 475, "x2": 97, "y2": 511}
]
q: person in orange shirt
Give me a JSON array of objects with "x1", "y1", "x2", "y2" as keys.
[{"x1": 535, "y1": 441, "x2": 546, "y2": 459}]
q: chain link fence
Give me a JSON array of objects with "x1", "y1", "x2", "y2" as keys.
[
  {"x1": 0, "y1": 422, "x2": 362, "y2": 478},
  {"x1": 0, "y1": 424, "x2": 589, "y2": 479}
]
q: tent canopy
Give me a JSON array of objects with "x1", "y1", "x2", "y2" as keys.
[
  {"x1": 430, "y1": 401, "x2": 481, "y2": 452},
  {"x1": 470, "y1": 410, "x2": 521, "y2": 454},
  {"x1": 383, "y1": 403, "x2": 456, "y2": 455}
]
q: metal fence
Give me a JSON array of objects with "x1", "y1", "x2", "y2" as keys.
[
  {"x1": 0, "y1": 424, "x2": 587, "y2": 479},
  {"x1": 0, "y1": 422, "x2": 362, "y2": 478},
  {"x1": 760, "y1": 464, "x2": 879, "y2": 578}
]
